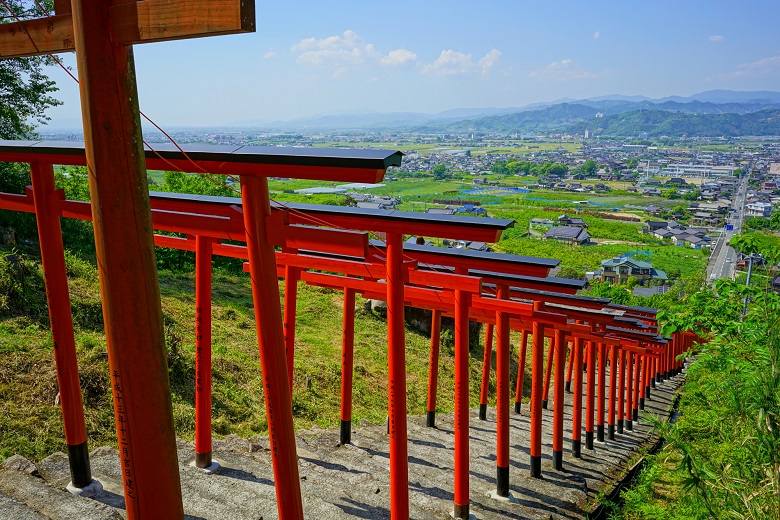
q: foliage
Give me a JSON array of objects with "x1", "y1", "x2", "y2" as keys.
[
  {"x1": 622, "y1": 234, "x2": 780, "y2": 519},
  {"x1": 567, "y1": 108, "x2": 780, "y2": 138},
  {"x1": 556, "y1": 266, "x2": 584, "y2": 280},
  {"x1": 0, "y1": 243, "x2": 529, "y2": 463},
  {"x1": 157, "y1": 171, "x2": 237, "y2": 198}
]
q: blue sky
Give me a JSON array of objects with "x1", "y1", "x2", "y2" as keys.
[{"x1": 43, "y1": 0, "x2": 780, "y2": 127}]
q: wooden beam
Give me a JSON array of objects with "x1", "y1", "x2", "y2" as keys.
[
  {"x1": 0, "y1": 14, "x2": 74, "y2": 58},
  {"x1": 0, "y1": 0, "x2": 254, "y2": 58},
  {"x1": 110, "y1": 0, "x2": 255, "y2": 46}
]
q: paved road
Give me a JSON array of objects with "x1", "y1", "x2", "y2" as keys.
[{"x1": 706, "y1": 169, "x2": 750, "y2": 282}]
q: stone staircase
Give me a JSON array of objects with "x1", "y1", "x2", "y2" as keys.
[{"x1": 0, "y1": 374, "x2": 682, "y2": 519}]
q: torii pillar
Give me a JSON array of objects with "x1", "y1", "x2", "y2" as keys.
[{"x1": 0, "y1": 2, "x2": 268, "y2": 518}]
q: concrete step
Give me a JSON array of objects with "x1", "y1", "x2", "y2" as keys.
[
  {"x1": 0, "y1": 489, "x2": 49, "y2": 520},
  {"x1": 0, "y1": 372, "x2": 683, "y2": 520},
  {"x1": 0, "y1": 456, "x2": 120, "y2": 520}
]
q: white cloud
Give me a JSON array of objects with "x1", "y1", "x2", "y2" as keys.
[
  {"x1": 529, "y1": 58, "x2": 602, "y2": 80},
  {"x1": 709, "y1": 35, "x2": 724, "y2": 43},
  {"x1": 263, "y1": 48, "x2": 278, "y2": 60},
  {"x1": 421, "y1": 48, "x2": 501, "y2": 76},
  {"x1": 720, "y1": 53, "x2": 780, "y2": 79},
  {"x1": 593, "y1": 31, "x2": 601, "y2": 40},
  {"x1": 292, "y1": 30, "x2": 417, "y2": 73},
  {"x1": 381, "y1": 48, "x2": 417, "y2": 66},
  {"x1": 292, "y1": 30, "x2": 379, "y2": 68}
]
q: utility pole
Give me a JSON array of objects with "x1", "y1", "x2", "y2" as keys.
[{"x1": 743, "y1": 254, "x2": 756, "y2": 315}]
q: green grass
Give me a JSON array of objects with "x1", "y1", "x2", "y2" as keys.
[{"x1": 0, "y1": 244, "x2": 528, "y2": 463}]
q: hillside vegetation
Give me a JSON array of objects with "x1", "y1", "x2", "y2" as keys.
[
  {"x1": 615, "y1": 232, "x2": 780, "y2": 519},
  {"x1": 421, "y1": 103, "x2": 780, "y2": 137},
  {"x1": 0, "y1": 240, "x2": 513, "y2": 462}
]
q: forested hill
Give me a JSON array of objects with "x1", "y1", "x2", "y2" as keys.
[
  {"x1": 566, "y1": 108, "x2": 780, "y2": 137},
  {"x1": 414, "y1": 103, "x2": 600, "y2": 134},
  {"x1": 417, "y1": 104, "x2": 780, "y2": 137}
]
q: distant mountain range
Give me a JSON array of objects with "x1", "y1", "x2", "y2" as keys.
[
  {"x1": 42, "y1": 90, "x2": 780, "y2": 137},
  {"x1": 218, "y1": 90, "x2": 780, "y2": 137}
]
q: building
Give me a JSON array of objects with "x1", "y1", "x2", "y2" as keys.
[
  {"x1": 543, "y1": 226, "x2": 591, "y2": 245},
  {"x1": 599, "y1": 257, "x2": 668, "y2": 285},
  {"x1": 557, "y1": 215, "x2": 588, "y2": 228},
  {"x1": 745, "y1": 202, "x2": 773, "y2": 217},
  {"x1": 529, "y1": 218, "x2": 555, "y2": 237}
]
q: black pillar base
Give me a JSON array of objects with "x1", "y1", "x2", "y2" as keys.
[
  {"x1": 552, "y1": 450, "x2": 563, "y2": 470},
  {"x1": 626, "y1": 420, "x2": 633, "y2": 431},
  {"x1": 633, "y1": 409, "x2": 639, "y2": 422},
  {"x1": 426, "y1": 410, "x2": 436, "y2": 428},
  {"x1": 656, "y1": 374, "x2": 661, "y2": 384},
  {"x1": 617, "y1": 421, "x2": 624, "y2": 434},
  {"x1": 646, "y1": 386, "x2": 651, "y2": 399},
  {"x1": 67, "y1": 441, "x2": 92, "y2": 488},
  {"x1": 194, "y1": 450, "x2": 212, "y2": 470},
  {"x1": 572, "y1": 439, "x2": 581, "y2": 458},
  {"x1": 585, "y1": 431, "x2": 594, "y2": 450},
  {"x1": 496, "y1": 465, "x2": 509, "y2": 497},
  {"x1": 530, "y1": 455, "x2": 541, "y2": 478},
  {"x1": 514, "y1": 401, "x2": 521, "y2": 414},
  {"x1": 541, "y1": 399, "x2": 548, "y2": 410},
  {"x1": 608, "y1": 424, "x2": 615, "y2": 440},
  {"x1": 479, "y1": 403, "x2": 487, "y2": 421},
  {"x1": 453, "y1": 503, "x2": 469, "y2": 520},
  {"x1": 565, "y1": 381, "x2": 571, "y2": 392},
  {"x1": 597, "y1": 424, "x2": 605, "y2": 443},
  {"x1": 651, "y1": 378, "x2": 657, "y2": 389},
  {"x1": 639, "y1": 398, "x2": 645, "y2": 411},
  {"x1": 340, "y1": 420, "x2": 352, "y2": 445}
]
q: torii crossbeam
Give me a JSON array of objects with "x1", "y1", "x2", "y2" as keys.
[{"x1": 0, "y1": 2, "x2": 263, "y2": 519}]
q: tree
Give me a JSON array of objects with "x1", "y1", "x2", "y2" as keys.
[
  {"x1": 431, "y1": 164, "x2": 447, "y2": 180},
  {"x1": 661, "y1": 186, "x2": 679, "y2": 199},
  {"x1": 1, "y1": 1, "x2": 62, "y2": 237},
  {"x1": 491, "y1": 160, "x2": 507, "y2": 175},
  {"x1": 556, "y1": 266, "x2": 584, "y2": 280}
]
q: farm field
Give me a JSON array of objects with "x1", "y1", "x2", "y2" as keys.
[{"x1": 265, "y1": 173, "x2": 708, "y2": 282}]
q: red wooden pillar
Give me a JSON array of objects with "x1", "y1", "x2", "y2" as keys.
[
  {"x1": 585, "y1": 341, "x2": 596, "y2": 450},
  {"x1": 453, "y1": 288, "x2": 472, "y2": 519},
  {"x1": 565, "y1": 339, "x2": 575, "y2": 392},
  {"x1": 71, "y1": 1, "x2": 183, "y2": 515},
  {"x1": 426, "y1": 310, "x2": 442, "y2": 427},
  {"x1": 241, "y1": 176, "x2": 303, "y2": 519},
  {"x1": 571, "y1": 335, "x2": 583, "y2": 458},
  {"x1": 617, "y1": 348, "x2": 625, "y2": 434},
  {"x1": 386, "y1": 232, "x2": 410, "y2": 520},
  {"x1": 607, "y1": 345, "x2": 618, "y2": 440},
  {"x1": 552, "y1": 329, "x2": 566, "y2": 470},
  {"x1": 639, "y1": 353, "x2": 653, "y2": 402},
  {"x1": 29, "y1": 163, "x2": 92, "y2": 490},
  {"x1": 652, "y1": 353, "x2": 660, "y2": 387},
  {"x1": 340, "y1": 288, "x2": 356, "y2": 445},
  {"x1": 494, "y1": 285, "x2": 510, "y2": 497},
  {"x1": 283, "y1": 265, "x2": 299, "y2": 393},
  {"x1": 542, "y1": 337, "x2": 555, "y2": 409},
  {"x1": 514, "y1": 330, "x2": 528, "y2": 413},
  {"x1": 596, "y1": 343, "x2": 606, "y2": 443},
  {"x1": 194, "y1": 235, "x2": 215, "y2": 469},
  {"x1": 625, "y1": 351, "x2": 634, "y2": 431},
  {"x1": 479, "y1": 323, "x2": 494, "y2": 420},
  {"x1": 530, "y1": 303, "x2": 545, "y2": 477},
  {"x1": 632, "y1": 353, "x2": 641, "y2": 422}
]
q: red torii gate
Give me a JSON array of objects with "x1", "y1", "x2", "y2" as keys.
[
  {"x1": 0, "y1": 141, "x2": 403, "y2": 519},
  {"x1": 0, "y1": 140, "x2": 694, "y2": 519}
]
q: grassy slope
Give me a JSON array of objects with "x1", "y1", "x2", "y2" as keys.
[{"x1": 0, "y1": 244, "x2": 524, "y2": 463}]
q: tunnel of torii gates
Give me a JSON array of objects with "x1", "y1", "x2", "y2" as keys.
[{"x1": 0, "y1": 141, "x2": 697, "y2": 520}]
